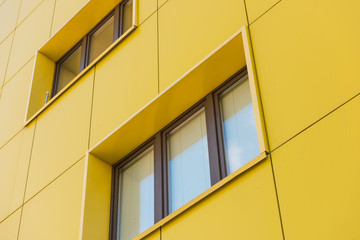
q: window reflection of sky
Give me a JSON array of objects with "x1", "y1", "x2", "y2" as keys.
[
  {"x1": 139, "y1": 174, "x2": 154, "y2": 232},
  {"x1": 119, "y1": 149, "x2": 154, "y2": 240},
  {"x1": 169, "y1": 138, "x2": 210, "y2": 212},
  {"x1": 223, "y1": 102, "x2": 259, "y2": 174}
]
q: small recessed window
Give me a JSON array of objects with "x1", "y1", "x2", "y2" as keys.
[
  {"x1": 117, "y1": 147, "x2": 154, "y2": 240},
  {"x1": 53, "y1": 44, "x2": 82, "y2": 96},
  {"x1": 219, "y1": 76, "x2": 260, "y2": 174},
  {"x1": 167, "y1": 109, "x2": 211, "y2": 213},
  {"x1": 89, "y1": 15, "x2": 115, "y2": 63},
  {"x1": 51, "y1": 0, "x2": 136, "y2": 99}
]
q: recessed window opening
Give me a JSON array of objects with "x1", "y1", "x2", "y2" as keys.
[
  {"x1": 52, "y1": 0, "x2": 134, "y2": 98},
  {"x1": 111, "y1": 68, "x2": 263, "y2": 240}
]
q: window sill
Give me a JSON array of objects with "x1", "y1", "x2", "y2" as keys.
[
  {"x1": 133, "y1": 151, "x2": 268, "y2": 240},
  {"x1": 25, "y1": 25, "x2": 137, "y2": 126}
]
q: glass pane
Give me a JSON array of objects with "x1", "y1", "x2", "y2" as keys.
[
  {"x1": 118, "y1": 147, "x2": 154, "y2": 240},
  {"x1": 122, "y1": 0, "x2": 133, "y2": 33},
  {"x1": 220, "y1": 76, "x2": 260, "y2": 175},
  {"x1": 55, "y1": 45, "x2": 82, "y2": 95},
  {"x1": 167, "y1": 109, "x2": 210, "y2": 213},
  {"x1": 89, "y1": 16, "x2": 114, "y2": 63}
]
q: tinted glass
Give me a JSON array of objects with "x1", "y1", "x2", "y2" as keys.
[
  {"x1": 220, "y1": 76, "x2": 260, "y2": 174},
  {"x1": 167, "y1": 109, "x2": 211, "y2": 213},
  {"x1": 55, "y1": 45, "x2": 82, "y2": 95},
  {"x1": 89, "y1": 15, "x2": 114, "y2": 63},
  {"x1": 122, "y1": 0, "x2": 133, "y2": 33},
  {"x1": 118, "y1": 147, "x2": 154, "y2": 240}
]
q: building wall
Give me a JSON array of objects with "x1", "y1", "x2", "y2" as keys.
[{"x1": 0, "y1": 0, "x2": 359, "y2": 239}]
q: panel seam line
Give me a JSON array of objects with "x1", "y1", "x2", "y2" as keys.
[{"x1": 271, "y1": 92, "x2": 360, "y2": 153}]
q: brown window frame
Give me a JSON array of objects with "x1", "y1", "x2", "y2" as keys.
[
  {"x1": 110, "y1": 67, "x2": 251, "y2": 240},
  {"x1": 51, "y1": 0, "x2": 132, "y2": 97}
]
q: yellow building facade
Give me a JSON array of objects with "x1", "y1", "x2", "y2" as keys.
[{"x1": 0, "y1": 0, "x2": 359, "y2": 239}]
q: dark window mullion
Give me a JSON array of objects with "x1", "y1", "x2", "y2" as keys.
[
  {"x1": 80, "y1": 36, "x2": 88, "y2": 71},
  {"x1": 119, "y1": 2, "x2": 124, "y2": 36},
  {"x1": 113, "y1": 4, "x2": 121, "y2": 41},
  {"x1": 154, "y1": 132, "x2": 164, "y2": 223},
  {"x1": 110, "y1": 165, "x2": 120, "y2": 240},
  {"x1": 204, "y1": 94, "x2": 222, "y2": 185},
  {"x1": 51, "y1": 64, "x2": 60, "y2": 97},
  {"x1": 213, "y1": 91, "x2": 227, "y2": 179},
  {"x1": 161, "y1": 131, "x2": 169, "y2": 217}
]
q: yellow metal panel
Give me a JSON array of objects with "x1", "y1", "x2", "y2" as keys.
[
  {"x1": 0, "y1": 208, "x2": 21, "y2": 240},
  {"x1": 245, "y1": 0, "x2": 279, "y2": 24},
  {"x1": 81, "y1": 153, "x2": 112, "y2": 240},
  {"x1": 138, "y1": 0, "x2": 157, "y2": 25},
  {"x1": 0, "y1": 33, "x2": 13, "y2": 87},
  {"x1": 5, "y1": 0, "x2": 54, "y2": 84},
  {"x1": 158, "y1": 0, "x2": 247, "y2": 91},
  {"x1": 51, "y1": 0, "x2": 90, "y2": 36},
  {"x1": 26, "y1": 53, "x2": 55, "y2": 120},
  {"x1": 158, "y1": 0, "x2": 167, "y2": 8},
  {"x1": 18, "y1": 0, "x2": 45, "y2": 24},
  {"x1": 90, "y1": 15, "x2": 158, "y2": 147},
  {"x1": 271, "y1": 95, "x2": 360, "y2": 240},
  {"x1": 0, "y1": 59, "x2": 34, "y2": 148},
  {"x1": 0, "y1": 0, "x2": 21, "y2": 43},
  {"x1": 91, "y1": 29, "x2": 247, "y2": 164},
  {"x1": 250, "y1": 0, "x2": 360, "y2": 150},
  {"x1": 141, "y1": 229, "x2": 160, "y2": 240},
  {"x1": 24, "y1": 69, "x2": 94, "y2": 201},
  {"x1": 18, "y1": 158, "x2": 85, "y2": 240},
  {"x1": 0, "y1": 122, "x2": 34, "y2": 222},
  {"x1": 162, "y1": 159, "x2": 283, "y2": 240}
]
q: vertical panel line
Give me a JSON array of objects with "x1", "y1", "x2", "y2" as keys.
[
  {"x1": 49, "y1": 0, "x2": 57, "y2": 37},
  {"x1": 87, "y1": 65, "x2": 96, "y2": 148},
  {"x1": 1, "y1": 0, "x2": 23, "y2": 88},
  {"x1": 16, "y1": 118, "x2": 38, "y2": 240},
  {"x1": 156, "y1": 1, "x2": 160, "y2": 94},
  {"x1": 243, "y1": 0, "x2": 286, "y2": 238}
]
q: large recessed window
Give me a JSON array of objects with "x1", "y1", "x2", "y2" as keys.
[
  {"x1": 52, "y1": 0, "x2": 134, "y2": 98},
  {"x1": 111, "y1": 68, "x2": 263, "y2": 240}
]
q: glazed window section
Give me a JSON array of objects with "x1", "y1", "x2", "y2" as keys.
[
  {"x1": 117, "y1": 147, "x2": 154, "y2": 240},
  {"x1": 112, "y1": 70, "x2": 261, "y2": 240},
  {"x1": 88, "y1": 15, "x2": 115, "y2": 64},
  {"x1": 219, "y1": 79, "x2": 260, "y2": 174},
  {"x1": 52, "y1": 0, "x2": 134, "y2": 97},
  {"x1": 167, "y1": 109, "x2": 211, "y2": 213},
  {"x1": 54, "y1": 44, "x2": 83, "y2": 96}
]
